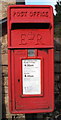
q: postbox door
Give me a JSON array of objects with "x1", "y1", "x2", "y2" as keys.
[{"x1": 10, "y1": 48, "x2": 54, "y2": 113}]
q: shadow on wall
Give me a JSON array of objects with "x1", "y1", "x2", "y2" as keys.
[
  {"x1": 0, "y1": 18, "x2": 7, "y2": 37},
  {"x1": 0, "y1": 18, "x2": 7, "y2": 119},
  {"x1": 54, "y1": 40, "x2": 61, "y2": 115}
]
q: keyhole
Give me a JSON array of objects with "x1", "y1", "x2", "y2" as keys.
[{"x1": 18, "y1": 79, "x2": 20, "y2": 82}]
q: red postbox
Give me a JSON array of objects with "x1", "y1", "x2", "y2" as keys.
[{"x1": 8, "y1": 5, "x2": 54, "y2": 113}]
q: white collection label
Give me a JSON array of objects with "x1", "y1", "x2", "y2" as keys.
[{"x1": 22, "y1": 59, "x2": 41, "y2": 95}]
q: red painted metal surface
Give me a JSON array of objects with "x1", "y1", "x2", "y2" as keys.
[{"x1": 8, "y1": 5, "x2": 54, "y2": 114}]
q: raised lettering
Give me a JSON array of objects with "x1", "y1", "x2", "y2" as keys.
[
  {"x1": 28, "y1": 32, "x2": 35, "y2": 40},
  {"x1": 30, "y1": 12, "x2": 33, "y2": 17},
  {"x1": 35, "y1": 34, "x2": 42, "y2": 45},
  {"x1": 20, "y1": 34, "x2": 27, "y2": 45},
  {"x1": 13, "y1": 11, "x2": 49, "y2": 18}
]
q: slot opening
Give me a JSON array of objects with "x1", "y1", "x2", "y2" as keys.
[{"x1": 11, "y1": 23, "x2": 52, "y2": 30}]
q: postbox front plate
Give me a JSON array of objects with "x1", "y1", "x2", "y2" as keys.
[{"x1": 8, "y1": 5, "x2": 54, "y2": 114}]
